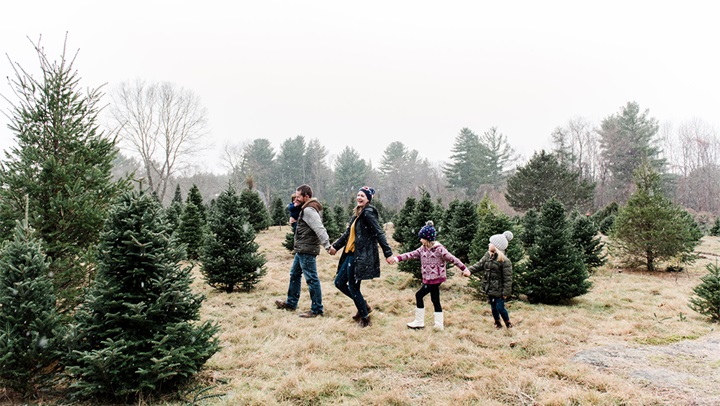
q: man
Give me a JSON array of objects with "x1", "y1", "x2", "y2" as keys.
[{"x1": 275, "y1": 184, "x2": 332, "y2": 318}]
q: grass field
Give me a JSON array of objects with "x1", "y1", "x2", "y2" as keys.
[{"x1": 187, "y1": 226, "x2": 719, "y2": 405}]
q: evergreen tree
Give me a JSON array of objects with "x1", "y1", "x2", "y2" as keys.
[
  {"x1": 177, "y1": 201, "x2": 205, "y2": 260},
  {"x1": 520, "y1": 209, "x2": 540, "y2": 250},
  {"x1": 443, "y1": 127, "x2": 490, "y2": 198},
  {"x1": 0, "y1": 39, "x2": 129, "y2": 311},
  {"x1": 274, "y1": 136, "x2": 307, "y2": 199},
  {"x1": 322, "y1": 202, "x2": 341, "y2": 241},
  {"x1": 689, "y1": 262, "x2": 720, "y2": 322},
  {"x1": 236, "y1": 138, "x2": 276, "y2": 204},
  {"x1": 239, "y1": 187, "x2": 272, "y2": 232},
  {"x1": 398, "y1": 191, "x2": 436, "y2": 280},
  {"x1": 505, "y1": 150, "x2": 595, "y2": 212},
  {"x1": 164, "y1": 201, "x2": 184, "y2": 236},
  {"x1": 611, "y1": 163, "x2": 701, "y2": 271},
  {"x1": 186, "y1": 184, "x2": 207, "y2": 222},
  {"x1": 283, "y1": 231, "x2": 295, "y2": 252},
  {"x1": 443, "y1": 199, "x2": 478, "y2": 264},
  {"x1": 63, "y1": 190, "x2": 219, "y2": 402},
  {"x1": 591, "y1": 202, "x2": 619, "y2": 235},
  {"x1": 270, "y1": 196, "x2": 287, "y2": 227},
  {"x1": 480, "y1": 126, "x2": 516, "y2": 188},
  {"x1": 202, "y1": 184, "x2": 266, "y2": 292},
  {"x1": 710, "y1": 217, "x2": 720, "y2": 237},
  {"x1": 571, "y1": 212, "x2": 607, "y2": 273},
  {"x1": 0, "y1": 220, "x2": 61, "y2": 398},
  {"x1": 392, "y1": 197, "x2": 417, "y2": 246},
  {"x1": 517, "y1": 198, "x2": 591, "y2": 304},
  {"x1": 334, "y1": 204, "x2": 349, "y2": 230},
  {"x1": 332, "y1": 147, "x2": 371, "y2": 204},
  {"x1": 172, "y1": 184, "x2": 183, "y2": 205}
]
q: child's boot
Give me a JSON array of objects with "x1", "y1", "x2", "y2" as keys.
[
  {"x1": 433, "y1": 312, "x2": 444, "y2": 330},
  {"x1": 407, "y1": 308, "x2": 425, "y2": 329}
]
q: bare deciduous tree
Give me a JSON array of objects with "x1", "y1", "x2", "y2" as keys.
[{"x1": 109, "y1": 80, "x2": 208, "y2": 201}]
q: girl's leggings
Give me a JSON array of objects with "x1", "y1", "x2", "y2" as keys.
[{"x1": 415, "y1": 283, "x2": 442, "y2": 312}]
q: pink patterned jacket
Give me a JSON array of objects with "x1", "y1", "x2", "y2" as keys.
[{"x1": 395, "y1": 243, "x2": 467, "y2": 285}]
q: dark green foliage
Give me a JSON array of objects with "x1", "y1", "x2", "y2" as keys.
[
  {"x1": 177, "y1": 202, "x2": 206, "y2": 260},
  {"x1": 611, "y1": 163, "x2": 701, "y2": 271},
  {"x1": 202, "y1": 184, "x2": 266, "y2": 292},
  {"x1": 591, "y1": 202, "x2": 619, "y2": 235},
  {"x1": 517, "y1": 198, "x2": 591, "y2": 304},
  {"x1": 505, "y1": 150, "x2": 595, "y2": 212},
  {"x1": 63, "y1": 190, "x2": 219, "y2": 402},
  {"x1": 0, "y1": 221, "x2": 61, "y2": 398},
  {"x1": 322, "y1": 203, "x2": 341, "y2": 241},
  {"x1": 239, "y1": 188, "x2": 272, "y2": 232},
  {"x1": 571, "y1": 213, "x2": 607, "y2": 273},
  {"x1": 270, "y1": 197, "x2": 287, "y2": 227},
  {"x1": 521, "y1": 209, "x2": 539, "y2": 250},
  {"x1": 334, "y1": 205, "x2": 349, "y2": 230},
  {"x1": 0, "y1": 40, "x2": 129, "y2": 312},
  {"x1": 710, "y1": 217, "x2": 720, "y2": 237},
  {"x1": 442, "y1": 199, "x2": 478, "y2": 264},
  {"x1": 689, "y1": 263, "x2": 720, "y2": 322},
  {"x1": 443, "y1": 127, "x2": 491, "y2": 198},
  {"x1": 164, "y1": 201, "x2": 183, "y2": 236},
  {"x1": 186, "y1": 184, "x2": 207, "y2": 222},
  {"x1": 172, "y1": 184, "x2": 183, "y2": 205},
  {"x1": 283, "y1": 231, "x2": 295, "y2": 252},
  {"x1": 397, "y1": 191, "x2": 436, "y2": 281},
  {"x1": 392, "y1": 197, "x2": 417, "y2": 246}
]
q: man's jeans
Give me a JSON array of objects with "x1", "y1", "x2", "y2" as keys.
[
  {"x1": 286, "y1": 253, "x2": 323, "y2": 314},
  {"x1": 334, "y1": 254, "x2": 369, "y2": 318}
]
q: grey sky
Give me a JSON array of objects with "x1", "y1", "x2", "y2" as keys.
[{"x1": 2, "y1": 1, "x2": 718, "y2": 174}]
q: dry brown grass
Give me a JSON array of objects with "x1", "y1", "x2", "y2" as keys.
[{"x1": 184, "y1": 227, "x2": 720, "y2": 405}]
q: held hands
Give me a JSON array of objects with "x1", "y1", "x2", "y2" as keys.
[
  {"x1": 462, "y1": 269, "x2": 471, "y2": 277},
  {"x1": 328, "y1": 247, "x2": 337, "y2": 255},
  {"x1": 386, "y1": 256, "x2": 397, "y2": 265}
]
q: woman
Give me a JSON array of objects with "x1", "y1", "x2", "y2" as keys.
[{"x1": 329, "y1": 186, "x2": 393, "y2": 327}]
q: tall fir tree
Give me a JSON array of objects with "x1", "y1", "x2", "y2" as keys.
[
  {"x1": 520, "y1": 209, "x2": 540, "y2": 250},
  {"x1": 177, "y1": 201, "x2": 206, "y2": 260},
  {"x1": 392, "y1": 197, "x2": 417, "y2": 246},
  {"x1": 63, "y1": 190, "x2": 219, "y2": 402},
  {"x1": 611, "y1": 162, "x2": 701, "y2": 271},
  {"x1": 571, "y1": 212, "x2": 607, "y2": 273},
  {"x1": 0, "y1": 39, "x2": 129, "y2": 311},
  {"x1": 689, "y1": 263, "x2": 720, "y2": 322},
  {"x1": 0, "y1": 220, "x2": 61, "y2": 398},
  {"x1": 443, "y1": 127, "x2": 490, "y2": 198},
  {"x1": 202, "y1": 184, "x2": 266, "y2": 292},
  {"x1": 270, "y1": 196, "x2": 287, "y2": 227},
  {"x1": 322, "y1": 202, "x2": 341, "y2": 241},
  {"x1": 186, "y1": 184, "x2": 207, "y2": 222},
  {"x1": 442, "y1": 199, "x2": 479, "y2": 264},
  {"x1": 239, "y1": 187, "x2": 272, "y2": 232},
  {"x1": 517, "y1": 198, "x2": 591, "y2": 304}
]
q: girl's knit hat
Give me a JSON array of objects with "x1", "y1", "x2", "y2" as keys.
[
  {"x1": 418, "y1": 221, "x2": 437, "y2": 242},
  {"x1": 489, "y1": 231, "x2": 514, "y2": 252}
]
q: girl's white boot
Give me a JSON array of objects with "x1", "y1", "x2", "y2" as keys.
[
  {"x1": 433, "y1": 312, "x2": 444, "y2": 330},
  {"x1": 407, "y1": 308, "x2": 425, "y2": 329}
]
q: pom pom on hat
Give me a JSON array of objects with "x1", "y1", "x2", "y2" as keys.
[
  {"x1": 359, "y1": 186, "x2": 375, "y2": 201},
  {"x1": 418, "y1": 221, "x2": 437, "y2": 242},
  {"x1": 489, "y1": 230, "x2": 514, "y2": 252}
]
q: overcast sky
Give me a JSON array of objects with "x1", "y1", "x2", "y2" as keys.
[{"x1": 1, "y1": 1, "x2": 718, "y2": 174}]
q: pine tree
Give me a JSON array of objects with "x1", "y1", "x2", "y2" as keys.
[
  {"x1": 571, "y1": 213, "x2": 607, "y2": 273},
  {"x1": 239, "y1": 188, "x2": 272, "y2": 232},
  {"x1": 270, "y1": 197, "x2": 287, "y2": 227},
  {"x1": 186, "y1": 184, "x2": 207, "y2": 222},
  {"x1": 392, "y1": 197, "x2": 417, "y2": 246},
  {"x1": 63, "y1": 190, "x2": 219, "y2": 402},
  {"x1": 0, "y1": 220, "x2": 61, "y2": 398},
  {"x1": 202, "y1": 184, "x2": 266, "y2": 292},
  {"x1": 177, "y1": 201, "x2": 206, "y2": 260},
  {"x1": 689, "y1": 262, "x2": 720, "y2": 322},
  {"x1": 443, "y1": 199, "x2": 478, "y2": 264},
  {"x1": 322, "y1": 202, "x2": 341, "y2": 241},
  {"x1": 521, "y1": 209, "x2": 540, "y2": 250},
  {"x1": 710, "y1": 217, "x2": 720, "y2": 237},
  {"x1": 517, "y1": 198, "x2": 591, "y2": 304},
  {"x1": 611, "y1": 163, "x2": 701, "y2": 271},
  {"x1": 0, "y1": 38, "x2": 129, "y2": 311}
]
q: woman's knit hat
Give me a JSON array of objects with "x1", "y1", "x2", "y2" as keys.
[
  {"x1": 418, "y1": 221, "x2": 437, "y2": 242},
  {"x1": 359, "y1": 186, "x2": 375, "y2": 202},
  {"x1": 489, "y1": 231, "x2": 514, "y2": 252}
]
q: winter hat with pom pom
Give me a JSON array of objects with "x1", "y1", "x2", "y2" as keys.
[{"x1": 489, "y1": 230, "x2": 514, "y2": 252}]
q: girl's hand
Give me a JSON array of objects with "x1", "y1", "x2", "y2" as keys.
[
  {"x1": 462, "y1": 269, "x2": 470, "y2": 277},
  {"x1": 386, "y1": 256, "x2": 397, "y2": 265}
]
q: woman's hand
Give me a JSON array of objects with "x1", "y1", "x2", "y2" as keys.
[{"x1": 462, "y1": 269, "x2": 470, "y2": 277}]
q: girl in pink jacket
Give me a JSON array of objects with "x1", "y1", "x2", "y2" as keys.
[{"x1": 389, "y1": 221, "x2": 469, "y2": 330}]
